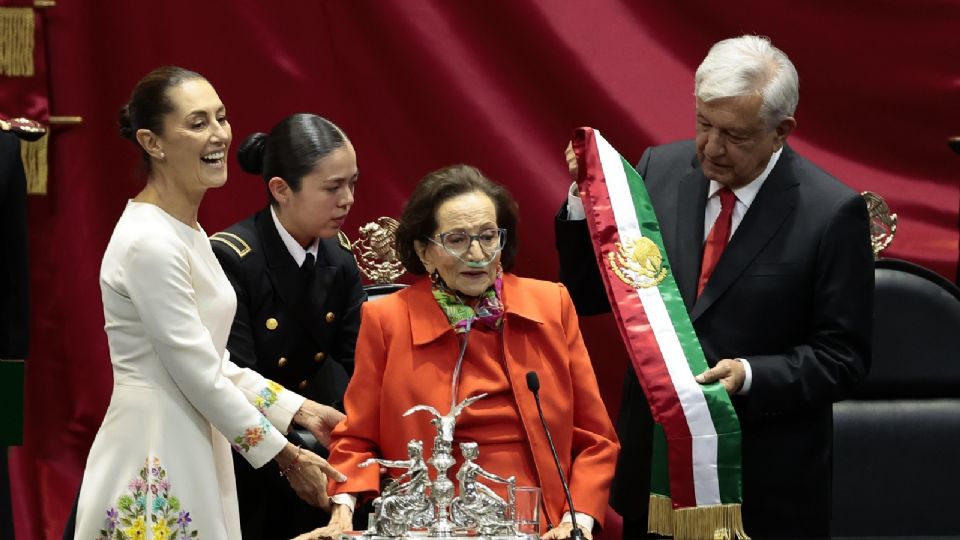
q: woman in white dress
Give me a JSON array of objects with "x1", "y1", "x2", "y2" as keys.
[{"x1": 75, "y1": 66, "x2": 346, "y2": 540}]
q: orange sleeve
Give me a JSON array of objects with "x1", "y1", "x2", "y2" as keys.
[
  {"x1": 560, "y1": 283, "x2": 621, "y2": 526},
  {"x1": 326, "y1": 302, "x2": 387, "y2": 499}
]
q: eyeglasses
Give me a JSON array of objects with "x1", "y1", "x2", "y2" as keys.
[{"x1": 428, "y1": 228, "x2": 507, "y2": 259}]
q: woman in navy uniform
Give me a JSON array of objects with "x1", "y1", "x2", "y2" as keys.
[{"x1": 211, "y1": 113, "x2": 366, "y2": 540}]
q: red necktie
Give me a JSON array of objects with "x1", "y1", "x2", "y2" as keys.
[{"x1": 697, "y1": 187, "x2": 736, "y2": 297}]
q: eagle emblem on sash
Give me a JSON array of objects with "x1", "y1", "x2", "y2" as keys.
[{"x1": 608, "y1": 236, "x2": 668, "y2": 289}]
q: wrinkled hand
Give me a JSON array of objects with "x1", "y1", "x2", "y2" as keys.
[
  {"x1": 277, "y1": 444, "x2": 347, "y2": 511},
  {"x1": 565, "y1": 141, "x2": 579, "y2": 181},
  {"x1": 291, "y1": 503, "x2": 354, "y2": 540},
  {"x1": 542, "y1": 522, "x2": 592, "y2": 540},
  {"x1": 294, "y1": 400, "x2": 345, "y2": 447},
  {"x1": 695, "y1": 358, "x2": 745, "y2": 395}
]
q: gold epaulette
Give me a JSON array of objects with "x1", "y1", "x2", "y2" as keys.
[
  {"x1": 210, "y1": 232, "x2": 252, "y2": 258},
  {"x1": 337, "y1": 230, "x2": 352, "y2": 252}
]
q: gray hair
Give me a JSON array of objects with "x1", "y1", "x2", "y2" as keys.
[{"x1": 695, "y1": 35, "x2": 799, "y2": 128}]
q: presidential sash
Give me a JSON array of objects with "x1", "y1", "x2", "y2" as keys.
[{"x1": 570, "y1": 127, "x2": 747, "y2": 539}]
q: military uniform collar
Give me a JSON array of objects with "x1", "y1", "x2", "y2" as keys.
[{"x1": 269, "y1": 205, "x2": 319, "y2": 267}]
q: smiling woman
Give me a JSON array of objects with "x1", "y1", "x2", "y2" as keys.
[{"x1": 73, "y1": 67, "x2": 347, "y2": 540}]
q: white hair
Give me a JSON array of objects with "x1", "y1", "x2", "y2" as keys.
[{"x1": 695, "y1": 35, "x2": 799, "y2": 128}]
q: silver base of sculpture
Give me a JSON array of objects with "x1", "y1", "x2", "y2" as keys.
[
  {"x1": 340, "y1": 533, "x2": 539, "y2": 540},
  {"x1": 347, "y1": 394, "x2": 539, "y2": 539}
]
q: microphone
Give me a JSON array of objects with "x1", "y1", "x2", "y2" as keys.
[{"x1": 525, "y1": 371, "x2": 587, "y2": 540}]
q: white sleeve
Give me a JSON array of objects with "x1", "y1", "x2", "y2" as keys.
[
  {"x1": 736, "y1": 357, "x2": 753, "y2": 395},
  {"x1": 221, "y1": 354, "x2": 306, "y2": 434},
  {"x1": 560, "y1": 511, "x2": 595, "y2": 531},
  {"x1": 566, "y1": 182, "x2": 586, "y2": 220},
  {"x1": 125, "y1": 237, "x2": 287, "y2": 468},
  {"x1": 331, "y1": 493, "x2": 357, "y2": 512}
]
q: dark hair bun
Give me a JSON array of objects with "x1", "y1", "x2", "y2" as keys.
[
  {"x1": 118, "y1": 104, "x2": 135, "y2": 142},
  {"x1": 237, "y1": 132, "x2": 268, "y2": 175}
]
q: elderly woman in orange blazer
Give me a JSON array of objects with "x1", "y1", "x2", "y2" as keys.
[{"x1": 300, "y1": 164, "x2": 618, "y2": 540}]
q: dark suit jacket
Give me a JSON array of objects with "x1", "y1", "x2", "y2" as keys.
[
  {"x1": 0, "y1": 132, "x2": 28, "y2": 359},
  {"x1": 556, "y1": 141, "x2": 874, "y2": 538},
  {"x1": 211, "y1": 207, "x2": 366, "y2": 540}
]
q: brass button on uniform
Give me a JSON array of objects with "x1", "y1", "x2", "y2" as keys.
[
  {"x1": 325, "y1": 312, "x2": 335, "y2": 323},
  {"x1": 265, "y1": 317, "x2": 279, "y2": 330},
  {"x1": 298, "y1": 380, "x2": 309, "y2": 390},
  {"x1": 277, "y1": 357, "x2": 288, "y2": 368},
  {"x1": 314, "y1": 352, "x2": 325, "y2": 363}
]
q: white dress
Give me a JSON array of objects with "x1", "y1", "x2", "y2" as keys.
[{"x1": 75, "y1": 202, "x2": 306, "y2": 540}]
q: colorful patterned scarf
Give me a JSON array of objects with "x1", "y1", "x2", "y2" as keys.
[{"x1": 432, "y1": 271, "x2": 504, "y2": 333}]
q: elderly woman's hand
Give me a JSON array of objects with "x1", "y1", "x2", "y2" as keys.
[
  {"x1": 541, "y1": 522, "x2": 593, "y2": 540},
  {"x1": 291, "y1": 503, "x2": 354, "y2": 540},
  {"x1": 276, "y1": 444, "x2": 347, "y2": 511},
  {"x1": 293, "y1": 399, "x2": 345, "y2": 447}
]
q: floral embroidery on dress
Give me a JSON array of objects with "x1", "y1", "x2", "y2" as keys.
[
  {"x1": 97, "y1": 457, "x2": 198, "y2": 539},
  {"x1": 253, "y1": 380, "x2": 285, "y2": 412},
  {"x1": 232, "y1": 415, "x2": 272, "y2": 453}
]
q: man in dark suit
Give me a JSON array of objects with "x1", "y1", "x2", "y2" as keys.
[{"x1": 556, "y1": 36, "x2": 873, "y2": 538}]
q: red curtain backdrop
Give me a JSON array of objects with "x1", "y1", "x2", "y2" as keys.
[{"x1": 7, "y1": 1, "x2": 958, "y2": 538}]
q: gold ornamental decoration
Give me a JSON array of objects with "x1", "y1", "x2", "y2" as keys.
[
  {"x1": 351, "y1": 217, "x2": 406, "y2": 284},
  {"x1": 0, "y1": 7, "x2": 34, "y2": 76},
  {"x1": 608, "y1": 235, "x2": 668, "y2": 289},
  {"x1": 860, "y1": 191, "x2": 897, "y2": 259}
]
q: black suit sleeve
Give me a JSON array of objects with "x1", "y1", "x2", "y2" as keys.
[
  {"x1": 554, "y1": 147, "x2": 659, "y2": 317},
  {"x1": 0, "y1": 134, "x2": 29, "y2": 359},
  {"x1": 555, "y1": 198, "x2": 611, "y2": 316},
  {"x1": 212, "y1": 242, "x2": 258, "y2": 370},
  {"x1": 742, "y1": 194, "x2": 874, "y2": 417}
]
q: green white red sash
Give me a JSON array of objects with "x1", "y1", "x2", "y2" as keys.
[{"x1": 570, "y1": 127, "x2": 747, "y2": 539}]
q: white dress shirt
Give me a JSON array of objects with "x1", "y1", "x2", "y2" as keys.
[{"x1": 270, "y1": 205, "x2": 319, "y2": 266}]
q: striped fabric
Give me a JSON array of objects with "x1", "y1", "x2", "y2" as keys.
[{"x1": 571, "y1": 127, "x2": 747, "y2": 538}]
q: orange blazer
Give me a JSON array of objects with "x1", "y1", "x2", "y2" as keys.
[{"x1": 327, "y1": 273, "x2": 619, "y2": 527}]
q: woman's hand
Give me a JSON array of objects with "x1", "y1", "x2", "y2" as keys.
[
  {"x1": 275, "y1": 443, "x2": 347, "y2": 510},
  {"x1": 541, "y1": 522, "x2": 592, "y2": 540},
  {"x1": 291, "y1": 503, "x2": 354, "y2": 540},
  {"x1": 293, "y1": 400, "x2": 345, "y2": 447}
]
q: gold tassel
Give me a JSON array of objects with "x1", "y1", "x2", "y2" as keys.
[
  {"x1": 20, "y1": 134, "x2": 48, "y2": 194},
  {"x1": 647, "y1": 497, "x2": 750, "y2": 540},
  {"x1": 0, "y1": 7, "x2": 35, "y2": 77},
  {"x1": 647, "y1": 494, "x2": 675, "y2": 536},
  {"x1": 673, "y1": 503, "x2": 750, "y2": 540}
]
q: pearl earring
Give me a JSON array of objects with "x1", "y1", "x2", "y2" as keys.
[{"x1": 159, "y1": 151, "x2": 165, "y2": 159}]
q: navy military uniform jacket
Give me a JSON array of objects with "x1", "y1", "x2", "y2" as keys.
[
  {"x1": 211, "y1": 207, "x2": 366, "y2": 540},
  {"x1": 211, "y1": 208, "x2": 365, "y2": 409}
]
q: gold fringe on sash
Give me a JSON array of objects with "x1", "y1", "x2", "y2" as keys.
[
  {"x1": 648, "y1": 495, "x2": 750, "y2": 540},
  {"x1": 648, "y1": 494, "x2": 675, "y2": 536},
  {"x1": 0, "y1": 7, "x2": 34, "y2": 76},
  {"x1": 20, "y1": 134, "x2": 48, "y2": 194}
]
